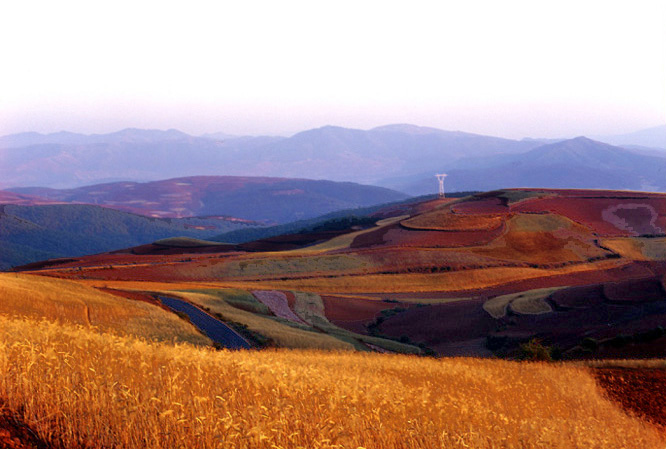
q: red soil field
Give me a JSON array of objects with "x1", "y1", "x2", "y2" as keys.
[
  {"x1": 603, "y1": 278, "x2": 666, "y2": 303},
  {"x1": 350, "y1": 223, "x2": 505, "y2": 249},
  {"x1": 321, "y1": 295, "x2": 405, "y2": 333},
  {"x1": 368, "y1": 260, "x2": 665, "y2": 302},
  {"x1": 513, "y1": 197, "x2": 666, "y2": 236},
  {"x1": 378, "y1": 299, "x2": 496, "y2": 355},
  {"x1": 594, "y1": 368, "x2": 666, "y2": 429},
  {"x1": 450, "y1": 196, "x2": 509, "y2": 214},
  {"x1": 530, "y1": 189, "x2": 664, "y2": 198}
]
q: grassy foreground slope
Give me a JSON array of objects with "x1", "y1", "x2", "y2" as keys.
[
  {"x1": 0, "y1": 273, "x2": 210, "y2": 345},
  {"x1": 0, "y1": 316, "x2": 662, "y2": 449}
]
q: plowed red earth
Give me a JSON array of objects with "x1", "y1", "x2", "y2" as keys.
[
  {"x1": 350, "y1": 223, "x2": 504, "y2": 248},
  {"x1": 369, "y1": 261, "x2": 665, "y2": 301},
  {"x1": 321, "y1": 295, "x2": 406, "y2": 333},
  {"x1": 513, "y1": 197, "x2": 666, "y2": 236},
  {"x1": 593, "y1": 368, "x2": 666, "y2": 429},
  {"x1": 450, "y1": 197, "x2": 508, "y2": 214},
  {"x1": 0, "y1": 407, "x2": 48, "y2": 449}
]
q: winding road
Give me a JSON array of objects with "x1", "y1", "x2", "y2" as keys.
[{"x1": 158, "y1": 295, "x2": 251, "y2": 349}]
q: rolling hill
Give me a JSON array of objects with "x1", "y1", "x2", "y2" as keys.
[
  {"x1": 7, "y1": 175, "x2": 409, "y2": 222},
  {"x1": 4, "y1": 187, "x2": 666, "y2": 447},
  {"x1": 18, "y1": 188, "x2": 666, "y2": 360},
  {"x1": 0, "y1": 203, "x2": 255, "y2": 270}
]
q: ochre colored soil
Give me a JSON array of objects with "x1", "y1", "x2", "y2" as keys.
[{"x1": 593, "y1": 368, "x2": 666, "y2": 429}]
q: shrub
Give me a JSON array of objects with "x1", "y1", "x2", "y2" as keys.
[{"x1": 519, "y1": 338, "x2": 553, "y2": 361}]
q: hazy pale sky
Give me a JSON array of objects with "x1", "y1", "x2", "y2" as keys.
[{"x1": 1, "y1": 0, "x2": 664, "y2": 139}]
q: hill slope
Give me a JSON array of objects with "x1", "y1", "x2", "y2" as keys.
[
  {"x1": 9, "y1": 176, "x2": 409, "y2": 222},
  {"x1": 0, "y1": 204, "x2": 252, "y2": 269},
  {"x1": 21, "y1": 188, "x2": 666, "y2": 359}
]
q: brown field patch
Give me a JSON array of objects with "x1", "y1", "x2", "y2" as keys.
[
  {"x1": 593, "y1": 368, "x2": 666, "y2": 429},
  {"x1": 236, "y1": 260, "x2": 628, "y2": 294},
  {"x1": 402, "y1": 209, "x2": 504, "y2": 231},
  {"x1": 513, "y1": 197, "x2": 666, "y2": 237},
  {"x1": 374, "y1": 224, "x2": 505, "y2": 248},
  {"x1": 450, "y1": 196, "x2": 509, "y2": 214}
]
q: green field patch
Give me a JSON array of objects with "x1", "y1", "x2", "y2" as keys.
[
  {"x1": 497, "y1": 190, "x2": 552, "y2": 206},
  {"x1": 180, "y1": 288, "x2": 270, "y2": 314},
  {"x1": 483, "y1": 287, "x2": 561, "y2": 319},
  {"x1": 222, "y1": 254, "x2": 367, "y2": 278},
  {"x1": 509, "y1": 213, "x2": 573, "y2": 232},
  {"x1": 601, "y1": 237, "x2": 666, "y2": 261},
  {"x1": 153, "y1": 237, "x2": 227, "y2": 247}
]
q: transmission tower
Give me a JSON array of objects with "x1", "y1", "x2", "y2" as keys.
[{"x1": 435, "y1": 174, "x2": 447, "y2": 197}]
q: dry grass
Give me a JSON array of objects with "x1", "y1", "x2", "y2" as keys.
[
  {"x1": 601, "y1": 237, "x2": 666, "y2": 261},
  {"x1": 218, "y1": 254, "x2": 368, "y2": 279},
  {"x1": 0, "y1": 315, "x2": 661, "y2": 449},
  {"x1": 0, "y1": 273, "x2": 210, "y2": 345},
  {"x1": 580, "y1": 359, "x2": 666, "y2": 369},
  {"x1": 239, "y1": 260, "x2": 625, "y2": 294}
]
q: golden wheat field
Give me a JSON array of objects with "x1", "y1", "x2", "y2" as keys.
[
  {"x1": 0, "y1": 273, "x2": 210, "y2": 345},
  {"x1": 0, "y1": 315, "x2": 662, "y2": 449}
]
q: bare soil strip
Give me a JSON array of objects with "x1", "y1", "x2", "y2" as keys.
[
  {"x1": 0, "y1": 406, "x2": 49, "y2": 449},
  {"x1": 593, "y1": 368, "x2": 666, "y2": 430}
]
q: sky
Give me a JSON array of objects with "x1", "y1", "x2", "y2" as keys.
[{"x1": 1, "y1": 0, "x2": 665, "y2": 139}]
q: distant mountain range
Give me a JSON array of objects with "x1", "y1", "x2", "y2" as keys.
[
  {"x1": 595, "y1": 124, "x2": 666, "y2": 150},
  {"x1": 5, "y1": 176, "x2": 408, "y2": 223},
  {"x1": 1, "y1": 123, "x2": 664, "y2": 195},
  {"x1": 385, "y1": 137, "x2": 666, "y2": 195},
  {"x1": 0, "y1": 125, "x2": 543, "y2": 189}
]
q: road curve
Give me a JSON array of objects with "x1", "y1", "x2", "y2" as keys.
[{"x1": 158, "y1": 295, "x2": 251, "y2": 349}]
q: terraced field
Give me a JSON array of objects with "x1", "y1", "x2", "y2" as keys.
[{"x1": 11, "y1": 188, "x2": 666, "y2": 358}]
